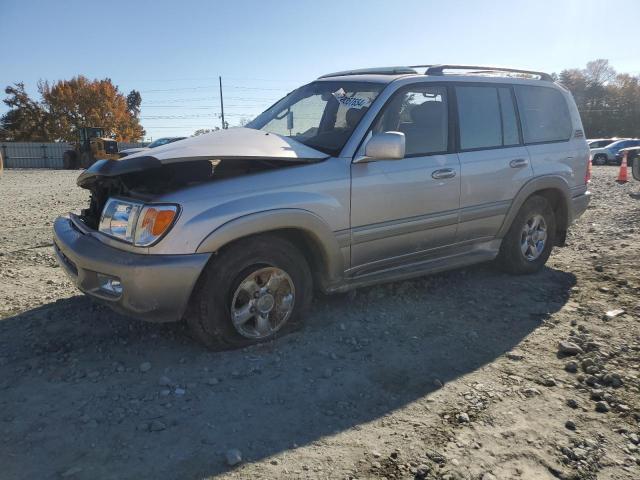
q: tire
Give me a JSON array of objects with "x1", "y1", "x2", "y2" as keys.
[
  {"x1": 185, "y1": 234, "x2": 313, "y2": 350},
  {"x1": 497, "y1": 195, "x2": 556, "y2": 274},
  {"x1": 592, "y1": 154, "x2": 607, "y2": 166},
  {"x1": 62, "y1": 151, "x2": 77, "y2": 169},
  {"x1": 80, "y1": 151, "x2": 94, "y2": 169}
]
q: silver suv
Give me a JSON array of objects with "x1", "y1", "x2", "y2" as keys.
[{"x1": 53, "y1": 65, "x2": 591, "y2": 349}]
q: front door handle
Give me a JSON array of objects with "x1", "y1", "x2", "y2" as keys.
[
  {"x1": 509, "y1": 158, "x2": 529, "y2": 168},
  {"x1": 432, "y1": 168, "x2": 456, "y2": 180}
]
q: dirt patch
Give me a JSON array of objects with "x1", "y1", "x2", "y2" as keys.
[{"x1": 0, "y1": 167, "x2": 638, "y2": 479}]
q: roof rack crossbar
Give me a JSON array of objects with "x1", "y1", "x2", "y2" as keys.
[
  {"x1": 421, "y1": 64, "x2": 553, "y2": 81},
  {"x1": 318, "y1": 66, "x2": 418, "y2": 79}
]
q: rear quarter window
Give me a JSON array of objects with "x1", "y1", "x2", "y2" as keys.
[{"x1": 514, "y1": 86, "x2": 572, "y2": 144}]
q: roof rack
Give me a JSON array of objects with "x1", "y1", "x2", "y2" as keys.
[
  {"x1": 318, "y1": 65, "x2": 554, "y2": 82},
  {"x1": 318, "y1": 66, "x2": 418, "y2": 79},
  {"x1": 413, "y1": 64, "x2": 553, "y2": 81}
]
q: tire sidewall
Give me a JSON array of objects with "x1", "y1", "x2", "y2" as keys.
[
  {"x1": 499, "y1": 196, "x2": 556, "y2": 274},
  {"x1": 188, "y1": 235, "x2": 312, "y2": 349},
  {"x1": 593, "y1": 154, "x2": 607, "y2": 166}
]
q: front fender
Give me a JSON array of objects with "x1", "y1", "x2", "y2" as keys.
[{"x1": 195, "y1": 208, "x2": 346, "y2": 286}]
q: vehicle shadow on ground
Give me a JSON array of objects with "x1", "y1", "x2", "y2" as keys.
[{"x1": 0, "y1": 264, "x2": 576, "y2": 479}]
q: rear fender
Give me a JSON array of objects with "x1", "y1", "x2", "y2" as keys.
[{"x1": 497, "y1": 175, "x2": 572, "y2": 240}]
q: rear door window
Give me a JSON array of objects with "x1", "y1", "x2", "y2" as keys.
[
  {"x1": 455, "y1": 85, "x2": 521, "y2": 150},
  {"x1": 514, "y1": 85, "x2": 572, "y2": 144}
]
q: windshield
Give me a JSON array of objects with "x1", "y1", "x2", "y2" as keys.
[{"x1": 247, "y1": 81, "x2": 384, "y2": 156}]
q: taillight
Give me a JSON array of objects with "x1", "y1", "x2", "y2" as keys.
[{"x1": 585, "y1": 155, "x2": 592, "y2": 183}]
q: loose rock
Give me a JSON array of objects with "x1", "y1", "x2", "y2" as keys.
[
  {"x1": 225, "y1": 448, "x2": 242, "y2": 466},
  {"x1": 565, "y1": 361, "x2": 579, "y2": 373},
  {"x1": 558, "y1": 341, "x2": 583, "y2": 356},
  {"x1": 457, "y1": 412, "x2": 470, "y2": 424}
]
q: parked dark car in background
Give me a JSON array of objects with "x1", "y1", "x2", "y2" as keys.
[
  {"x1": 618, "y1": 146, "x2": 640, "y2": 169},
  {"x1": 118, "y1": 136, "x2": 187, "y2": 158}
]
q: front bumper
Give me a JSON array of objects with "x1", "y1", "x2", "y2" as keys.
[{"x1": 53, "y1": 216, "x2": 210, "y2": 322}]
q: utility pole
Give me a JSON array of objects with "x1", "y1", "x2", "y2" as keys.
[{"x1": 219, "y1": 76, "x2": 226, "y2": 129}]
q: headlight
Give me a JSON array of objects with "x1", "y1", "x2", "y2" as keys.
[{"x1": 99, "y1": 198, "x2": 178, "y2": 246}]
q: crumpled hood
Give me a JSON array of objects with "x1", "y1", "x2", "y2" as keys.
[
  {"x1": 78, "y1": 128, "x2": 328, "y2": 186},
  {"x1": 123, "y1": 127, "x2": 327, "y2": 163}
]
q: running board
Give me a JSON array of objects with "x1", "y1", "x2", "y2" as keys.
[{"x1": 326, "y1": 248, "x2": 498, "y2": 293}]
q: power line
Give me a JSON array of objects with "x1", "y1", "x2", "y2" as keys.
[
  {"x1": 141, "y1": 113, "x2": 253, "y2": 119},
  {"x1": 140, "y1": 84, "x2": 289, "y2": 93},
  {"x1": 142, "y1": 96, "x2": 279, "y2": 104},
  {"x1": 141, "y1": 103, "x2": 267, "y2": 108}
]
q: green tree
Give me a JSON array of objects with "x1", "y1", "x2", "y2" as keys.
[
  {"x1": 0, "y1": 83, "x2": 50, "y2": 141},
  {"x1": 127, "y1": 89, "x2": 142, "y2": 117}
]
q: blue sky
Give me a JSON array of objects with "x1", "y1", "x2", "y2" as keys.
[{"x1": 2, "y1": 0, "x2": 639, "y2": 140}]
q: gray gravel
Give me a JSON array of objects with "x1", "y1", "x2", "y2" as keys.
[{"x1": 0, "y1": 167, "x2": 639, "y2": 479}]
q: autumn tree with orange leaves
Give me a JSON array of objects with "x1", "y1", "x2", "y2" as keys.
[{"x1": 1, "y1": 76, "x2": 144, "y2": 142}]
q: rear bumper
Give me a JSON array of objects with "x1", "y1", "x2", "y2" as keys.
[
  {"x1": 53, "y1": 216, "x2": 210, "y2": 322},
  {"x1": 570, "y1": 191, "x2": 591, "y2": 223}
]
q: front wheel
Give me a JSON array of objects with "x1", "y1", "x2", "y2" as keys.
[
  {"x1": 62, "y1": 151, "x2": 77, "y2": 169},
  {"x1": 185, "y1": 234, "x2": 313, "y2": 349},
  {"x1": 497, "y1": 195, "x2": 556, "y2": 274}
]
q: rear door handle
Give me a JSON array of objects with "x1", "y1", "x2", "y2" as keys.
[
  {"x1": 509, "y1": 158, "x2": 529, "y2": 168},
  {"x1": 431, "y1": 168, "x2": 456, "y2": 180}
]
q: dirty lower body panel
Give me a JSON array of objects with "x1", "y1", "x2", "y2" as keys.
[{"x1": 53, "y1": 216, "x2": 210, "y2": 322}]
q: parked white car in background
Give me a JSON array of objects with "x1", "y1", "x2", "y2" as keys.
[{"x1": 587, "y1": 138, "x2": 617, "y2": 149}]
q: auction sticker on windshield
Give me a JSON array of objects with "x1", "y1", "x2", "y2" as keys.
[{"x1": 332, "y1": 88, "x2": 371, "y2": 109}]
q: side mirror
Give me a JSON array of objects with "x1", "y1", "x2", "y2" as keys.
[
  {"x1": 355, "y1": 131, "x2": 405, "y2": 163},
  {"x1": 632, "y1": 156, "x2": 640, "y2": 181}
]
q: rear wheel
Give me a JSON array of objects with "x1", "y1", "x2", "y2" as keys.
[
  {"x1": 497, "y1": 195, "x2": 556, "y2": 274},
  {"x1": 592, "y1": 154, "x2": 607, "y2": 166},
  {"x1": 62, "y1": 151, "x2": 77, "y2": 169},
  {"x1": 186, "y1": 234, "x2": 313, "y2": 349}
]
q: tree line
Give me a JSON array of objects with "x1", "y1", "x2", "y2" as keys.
[
  {"x1": 0, "y1": 76, "x2": 143, "y2": 142},
  {"x1": 1, "y1": 60, "x2": 638, "y2": 143},
  {"x1": 555, "y1": 59, "x2": 640, "y2": 138}
]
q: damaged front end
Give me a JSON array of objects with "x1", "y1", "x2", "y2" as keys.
[
  {"x1": 75, "y1": 127, "x2": 330, "y2": 229},
  {"x1": 75, "y1": 127, "x2": 330, "y2": 234},
  {"x1": 77, "y1": 156, "x2": 312, "y2": 230}
]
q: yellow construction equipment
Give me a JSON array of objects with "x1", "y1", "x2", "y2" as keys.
[{"x1": 63, "y1": 127, "x2": 119, "y2": 169}]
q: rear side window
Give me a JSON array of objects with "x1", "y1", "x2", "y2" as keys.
[
  {"x1": 456, "y1": 86, "x2": 501, "y2": 150},
  {"x1": 514, "y1": 86, "x2": 572, "y2": 144},
  {"x1": 456, "y1": 86, "x2": 521, "y2": 150}
]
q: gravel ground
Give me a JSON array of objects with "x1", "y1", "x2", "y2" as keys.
[{"x1": 0, "y1": 167, "x2": 639, "y2": 480}]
